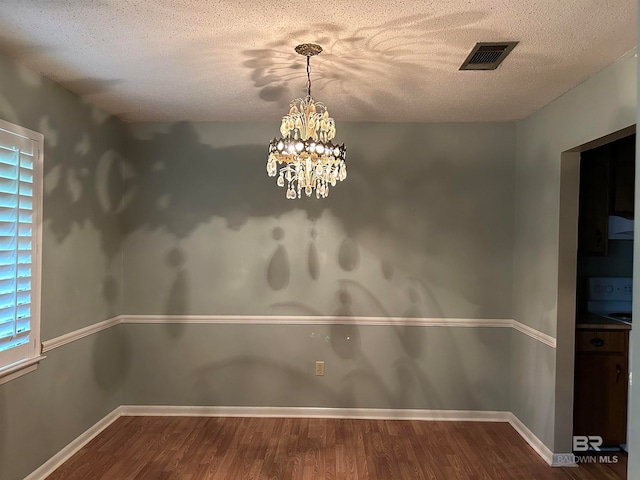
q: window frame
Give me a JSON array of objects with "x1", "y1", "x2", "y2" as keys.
[{"x1": 0, "y1": 118, "x2": 44, "y2": 385}]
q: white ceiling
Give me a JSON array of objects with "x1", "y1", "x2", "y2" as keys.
[{"x1": 0, "y1": 0, "x2": 636, "y2": 123}]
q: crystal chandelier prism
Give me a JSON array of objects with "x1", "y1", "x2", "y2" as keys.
[{"x1": 267, "y1": 44, "x2": 347, "y2": 199}]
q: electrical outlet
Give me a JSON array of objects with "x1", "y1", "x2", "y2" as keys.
[{"x1": 315, "y1": 361, "x2": 325, "y2": 376}]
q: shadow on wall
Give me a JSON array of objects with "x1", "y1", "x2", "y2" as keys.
[
  {"x1": 92, "y1": 325, "x2": 132, "y2": 394},
  {"x1": 0, "y1": 52, "x2": 128, "y2": 325},
  {"x1": 181, "y1": 321, "x2": 500, "y2": 410},
  {"x1": 164, "y1": 246, "x2": 188, "y2": 338},
  {"x1": 193, "y1": 355, "x2": 345, "y2": 407},
  {"x1": 275, "y1": 281, "x2": 480, "y2": 409},
  {"x1": 0, "y1": 53, "x2": 127, "y2": 259},
  {"x1": 116, "y1": 119, "x2": 510, "y2": 411},
  {"x1": 0, "y1": 52, "x2": 131, "y2": 342},
  {"x1": 122, "y1": 122, "x2": 323, "y2": 236},
  {"x1": 191, "y1": 351, "x2": 451, "y2": 410},
  {"x1": 123, "y1": 121, "x2": 513, "y2": 317}
]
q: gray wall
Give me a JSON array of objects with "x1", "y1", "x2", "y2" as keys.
[
  {"x1": 123, "y1": 122, "x2": 516, "y2": 319},
  {"x1": 513, "y1": 50, "x2": 637, "y2": 453},
  {"x1": 119, "y1": 121, "x2": 516, "y2": 411},
  {"x1": 0, "y1": 53, "x2": 128, "y2": 480},
  {"x1": 0, "y1": 329, "x2": 129, "y2": 480},
  {"x1": 122, "y1": 323, "x2": 510, "y2": 411}
]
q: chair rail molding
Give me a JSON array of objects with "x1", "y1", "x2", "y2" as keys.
[{"x1": 39, "y1": 315, "x2": 557, "y2": 353}]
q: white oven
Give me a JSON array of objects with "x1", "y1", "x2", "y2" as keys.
[{"x1": 587, "y1": 277, "x2": 632, "y2": 324}]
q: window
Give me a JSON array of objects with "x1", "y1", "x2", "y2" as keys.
[{"x1": 0, "y1": 119, "x2": 43, "y2": 380}]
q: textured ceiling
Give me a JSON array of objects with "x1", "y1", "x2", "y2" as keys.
[{"x1": 0, "y1": 0, "x2": 636, "y2": 122}]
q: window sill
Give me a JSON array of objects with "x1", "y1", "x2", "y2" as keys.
[{"x1": 0, "y1": 355, "x2": 45, "y2": 386}]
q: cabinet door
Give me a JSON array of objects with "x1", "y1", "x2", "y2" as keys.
[
  {"x1": 574, "y1": 352, "x2": 628, "y2": 446},
  {"x1": 612, "y1": 134, "x2": 635, "y2": 217},
  {"x1": 578, "y1": 148, "x2": 610, "y2": 256}
]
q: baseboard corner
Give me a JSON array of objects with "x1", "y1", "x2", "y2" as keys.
[
  {"x1": 23, "y1": 407, "x2": 122, "y2": 480},
  {"x1": 506, "y1": 412, "x2": 554, "y2": 466}
]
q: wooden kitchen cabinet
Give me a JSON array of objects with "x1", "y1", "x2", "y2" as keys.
[
  {"x1": 578, "y1": 133, "x2": 635, "y2": 256},
  {"x1": 612, "y1": 134, "x2": 635, "y2": 217},
  {"x1": 574, "y1": 329, "x2": 629, "y2": 447},
  {"x1": 578, "y1": 147, "x2": 611, "y2": 256}
]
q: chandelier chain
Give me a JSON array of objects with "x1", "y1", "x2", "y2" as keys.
[{"x1": 306, "y1": 55, "x2": 311, "y2": 97}]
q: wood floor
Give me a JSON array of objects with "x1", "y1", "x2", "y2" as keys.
[{"x1": 45, "y1": 416, "x2": 626, "y2": 480}]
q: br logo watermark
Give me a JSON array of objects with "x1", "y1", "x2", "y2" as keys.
[
  {"x1": 573, "y1": 435, "x2": 603, "y2": 452},
  {"x1": 555, "y1": 436, "x2": 619, "y2": 465}
]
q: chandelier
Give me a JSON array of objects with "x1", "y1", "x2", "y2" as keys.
[{"x1": 267, "y1": 44, "x2": 347, "y2": 199}]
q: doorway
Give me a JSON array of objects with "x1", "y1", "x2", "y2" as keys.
[
  {"x1": 556, "y1": 125, "x2": 635, "y2": 478},
  {"x1": 574, "y1": 133, "x2": 634, "y2": 442}
]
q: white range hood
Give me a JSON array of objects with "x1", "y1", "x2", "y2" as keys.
[{"x1": 608, "y1": 215, "x2": 634, "y2": 240}]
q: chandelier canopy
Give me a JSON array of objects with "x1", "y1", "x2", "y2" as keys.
[{"x1": 267, "y1": 44, "x2": 347, "y2": 199}]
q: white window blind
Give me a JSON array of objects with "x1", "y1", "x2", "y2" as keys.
[{"x1": 0, "y1": 120, "x2": 42, "y2": 371}]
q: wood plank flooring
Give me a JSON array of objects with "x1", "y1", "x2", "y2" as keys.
[{"x1": 45, "y1": 417, "x2": 626, "y2": 480}]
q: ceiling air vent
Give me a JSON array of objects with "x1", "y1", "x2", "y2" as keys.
[{"x1": 459, "y1": 42, "x2": 518, "y2": 70}]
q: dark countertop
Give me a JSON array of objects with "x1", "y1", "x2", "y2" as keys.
[{"x1": 576, "y1": 312, "x2": 632, "y2": 330}]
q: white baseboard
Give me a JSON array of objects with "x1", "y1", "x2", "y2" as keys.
[
  {"x1": 122, "y1": 406, "x2": 556, "y2": 466},
  {"x1": 506, "y1": 412, "x2": 555, "y2": 466},
  {"x1": 23, "y1": 407, "x2": 122, "y2": 480},
  {"x1": 119, "y1": 405, "x2": 510, "y2": 422},
  {"x1": 23, "y1": 406, "x2": 559, "y2": 478}
]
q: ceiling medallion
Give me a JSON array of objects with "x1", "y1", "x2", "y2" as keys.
[{"x1": 267, "y1": 44, "x2": 347, "y2": 199}]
